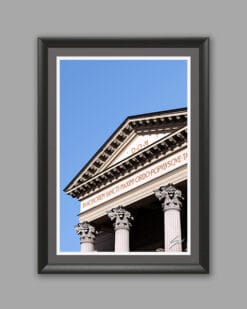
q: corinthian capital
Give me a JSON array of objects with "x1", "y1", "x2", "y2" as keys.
[
  {"x1": 107, "y1": 206, "x2": 134, "y2": 230},
  {"x1": 154, "y1": 183, "x2": 183, "y2": 211},
  {"x1": 74, "y1": 221, "x2": 97, "y2": 244}
]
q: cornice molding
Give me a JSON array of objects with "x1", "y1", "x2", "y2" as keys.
[
  {"x1": 67, "y1": 126, "x2": 187, "y2": 200},
  {"x1": 64, "y1": 108, "x2": 187, "y2": 194}
]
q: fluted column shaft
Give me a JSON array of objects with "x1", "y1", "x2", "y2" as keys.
[
  {"x1": 107, "y1": 206, "x2": 133, "y2": 253},
  {"x1": 81, "y1": 241, "x2": 95, "y2": 252},
  {"x1": 164, "y1": 209, "x2": 182, "y2": 251},
  {"x1": 115, "y1": 228, "x2": 130, "y2": 252},
  {"x1": 154, "y1": 184, "x2": 183, "y2": 252}
]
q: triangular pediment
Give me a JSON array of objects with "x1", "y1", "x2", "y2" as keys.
[
  {"x1": 103, "y1": 131, "x2": 169, "y2": 169},
  {"x1": 64, "y1": 108, "x2": 187, "y2": 197}
]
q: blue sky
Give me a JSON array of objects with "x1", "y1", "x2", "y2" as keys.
[{"x1": 59, "y1": 58, "x2": 187, "y2": 252}]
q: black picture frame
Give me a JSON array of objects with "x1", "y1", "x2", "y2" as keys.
[{"x1": 38, "y1": 37, "x2": 209, "y2": 274}]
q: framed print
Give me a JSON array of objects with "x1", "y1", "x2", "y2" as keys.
[{"x1": 38, "y1": 37, "x2": 209, "y2": 273}]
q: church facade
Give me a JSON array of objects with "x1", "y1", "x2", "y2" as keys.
[{"x1": 64, "y1": 108, "x2": 188, "y2": 254}]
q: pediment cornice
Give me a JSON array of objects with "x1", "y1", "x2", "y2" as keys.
[
  {"x1": 64, "y1": 108, "x2": 187, "y2": 197},
  {"x1": 66, "y1": 126, "x2": 187, "y2": 200}
]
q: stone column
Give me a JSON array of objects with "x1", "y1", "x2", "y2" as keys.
[
  {"x1": 107, "y1": 206, "x2": 134, "y2": 252},
  {"x1": 154, "y1": 184, "x2": 183, "y2": 252},
  {"x1": 74, "y1": 221, "x2": 97, "y2": 252}
]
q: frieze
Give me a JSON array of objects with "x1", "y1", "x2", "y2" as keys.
[{"x1": 80, "y1": 148, "x2": 188, "y2": 212}]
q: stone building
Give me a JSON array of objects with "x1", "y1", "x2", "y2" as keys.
[{"x1": 64, "y1": 108, "x2": 188, "y2": 253}]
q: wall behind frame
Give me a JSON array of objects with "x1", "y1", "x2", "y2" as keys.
[{"x1": 0, "y1": 0, "x2": 246, "y2": 309}]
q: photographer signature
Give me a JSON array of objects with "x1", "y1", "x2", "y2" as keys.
[{"x1": 169, "y1": 235, "x2": 184, "y2": 249}]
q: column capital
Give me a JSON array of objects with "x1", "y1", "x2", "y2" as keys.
[
  {"x1": 154, "y1": 183, "x2": 183, "y2": 212},
  {"x1": 107, "y1": 206, "x2": 134, "y2": 230},
  {"x1": 74, "y1": 221, "x2": 97, "y2": 244}
]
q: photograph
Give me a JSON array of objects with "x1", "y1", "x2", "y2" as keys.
[
  {"x1": 58, "y1": 57, "x2": 190, "y2": 255},
  {"x1": 38, "y1": 38, "x2": 209, "y2": 273}
]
